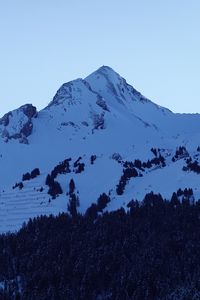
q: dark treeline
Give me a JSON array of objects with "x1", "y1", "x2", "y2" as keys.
[
  {"x1": 116, "y1": 151, "x2": 166, "y2": 195},
  {"x1": 1, "y1": 192, "x2": 200, "y2": 299}
]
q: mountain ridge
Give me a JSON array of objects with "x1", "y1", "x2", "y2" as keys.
[{"x1": 1, "y1": 66, "x2": 200, "y2": 233}]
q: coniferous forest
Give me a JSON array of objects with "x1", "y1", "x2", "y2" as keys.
[{"x1": 1, "y1": 192, "x2": 200, "y2": 299}]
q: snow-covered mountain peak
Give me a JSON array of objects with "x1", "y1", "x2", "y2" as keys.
[
  {"x1": 47, "y1": 65, "x2": 144, "y2": 110},
  {"x1": 47, "y1": 78, "x2": 84, "y2": 108},
  {"x1": 0, "y1": 67, "x2": 175, "y2": 148},
  {"x1": 3, "y1": 67, "x2": 200, "y2": 233},
  {"x1": 45, "y1": 65, "x2": 166, "y2": 117},
  {"x1": 85, "y1": 66, "x2": 158, "y2": 109},
  {"x1": 89, "y1": 65, "x2": 121, "y2": 81}
]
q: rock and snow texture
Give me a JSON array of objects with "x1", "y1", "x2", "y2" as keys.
[
  {"x1": 0, "y1": 104, "x2": 37, "y2": 143},
  {"x1": 1, "y1": 65, "x2": 200, "y2": 233}
]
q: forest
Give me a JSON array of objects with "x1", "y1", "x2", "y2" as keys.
[{"x1": 1, "y1": 191, "x2": 200, "y2": 299}]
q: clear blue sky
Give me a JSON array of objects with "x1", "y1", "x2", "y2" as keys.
[{"x1": 1, "y1": 0, "x2": 200, "y2": 115}]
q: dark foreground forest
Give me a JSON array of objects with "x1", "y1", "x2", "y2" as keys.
[{"x1": 1, "y1": 192, "x2": 200, "y2": 300}]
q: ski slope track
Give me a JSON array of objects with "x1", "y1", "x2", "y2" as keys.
[{"x1": 1, "y1": 65, "x2": 200, "y2": 233}]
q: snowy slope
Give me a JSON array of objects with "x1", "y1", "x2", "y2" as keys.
[{"x1": 1, "y1": 66, "x2": 200, "y2": 233}]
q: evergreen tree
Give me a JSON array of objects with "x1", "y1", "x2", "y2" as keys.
[
  {"x1": 68, "y1": 193, "x2": 79, "y2": 218},
  {"x1": 171, "y1": 192, "x2": 180, "y2": 206},
  {"x1": 69, "y1": 179, "x2": 75, "y2": 194},
  {"x1": 30, "y1": 168, "x2": 40, "y2": 179},
  {"x1": 96, "y1": 193, "x2": 110, "y2": 212}
]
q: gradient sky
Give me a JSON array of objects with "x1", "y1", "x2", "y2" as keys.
[{"x1": 1, "y1": 0, "x2": 200, "y2": 116}]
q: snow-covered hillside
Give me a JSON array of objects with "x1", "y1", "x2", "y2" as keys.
[{"x1": 1, "y1": 65, "x2": 200, "y2": 233}]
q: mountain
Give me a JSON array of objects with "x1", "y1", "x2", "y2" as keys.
[{"x1": 1, "y1": 65, "x2": 200, "y2": 233}]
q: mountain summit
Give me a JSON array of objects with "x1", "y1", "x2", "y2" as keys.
[{"x1": 1, "y1": 66, "x2": 200, "y2": 233}]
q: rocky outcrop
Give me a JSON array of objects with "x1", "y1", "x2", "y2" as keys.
[
  {"x1": 21, "y1": 104, "x2": 37, "y2": 119},
  {"x1": 0, "y1": 104, "x2": 37, "y2": 143}
]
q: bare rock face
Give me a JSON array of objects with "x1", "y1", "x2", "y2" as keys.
[
  {"x1": 20, "y1": 120, "x2": 34, "y2": 137},
  {"x1": 0, "y1": 104, "x2": 37, "y2": 143},
  {"x1": 0, "y1": 112, "x2": 12, "y2": 127},
  {"x1": 90, "y1": 111, "x2": 105, "y2": 131},
  {"x1": 21, "y1": 104, "x2": 37, "y2": 119}
]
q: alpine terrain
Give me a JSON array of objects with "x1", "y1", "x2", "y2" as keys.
[{"x1": 1, "y1": 66, "x2": 200, "y2": 233}]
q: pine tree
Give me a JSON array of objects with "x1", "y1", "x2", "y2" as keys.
[
  {"x1": 68, "y1": 193, "x2": 79, "y2": 218},
  {"x1": 69, "y1": 179, "x2": 75, "y2": 194},
  {"x1": 171, "y1": 192, "x2": 180, "y2": 206}
]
